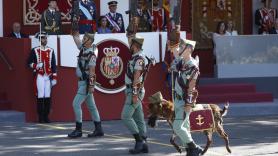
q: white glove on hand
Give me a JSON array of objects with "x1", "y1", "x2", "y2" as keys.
[
  {"x1": 51, "y1": 80, "x2": 57, "y2": 87},
  {"x1": 36, "y1": 62, "x2": 43, "y2": 69}
]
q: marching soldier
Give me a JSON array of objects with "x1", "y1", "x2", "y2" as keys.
[
  {"x1": 28, "y1": 32, "x2": 57, "y2": 123},
  {"x1": 121, "y1": 35, "x2": 152, "y2": 154},
  {"x1": 170, "y1": 39, "x2": 203, "y2": 156},
  {"x1": 78, "y1": 0, "x2": 97, "y2": 34},
  {"x1": 41, "y1": 0, "x2": 62, "y2": 35},
  {"x1": 67, "y1": 30, "x2": 104, "y2": 138},
  {"x1": 131, "y1": 0, "x2": 151, "y2": 32},
  {"x1": 105, "y1": 1, "x2": 125, "y2": 33}
]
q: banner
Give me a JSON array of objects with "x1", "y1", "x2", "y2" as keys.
[
  {"x1": 23, "y1": 0, "x2": 72, "y2": 25},
  {"x1": 192, "y1": 0, "x2": 243, "y2": 49},
  {"x1": 190, "y1": 108, "x2": 214, "y2": 132}
]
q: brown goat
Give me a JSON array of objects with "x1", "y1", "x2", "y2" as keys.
[{"x1": 148, "y1": 100, "x2": 231, "y2": 155}]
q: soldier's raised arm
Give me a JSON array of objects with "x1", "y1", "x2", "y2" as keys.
[{"x1": 72, "y1": 31, "x2": 82, "y2": 49}]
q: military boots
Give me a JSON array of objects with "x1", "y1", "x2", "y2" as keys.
[
  {"x1": 87, "y1": 121, "x2": 104, "y2": 137},
  {"x1": 68, "y1": 122, "x2": 82, "y2": 138}
]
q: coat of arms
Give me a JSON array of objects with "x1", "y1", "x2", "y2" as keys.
[{"x1": 100, "y1": 47, "x2": 123, "y2": 85}]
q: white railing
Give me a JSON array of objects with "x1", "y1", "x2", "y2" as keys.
[{"x1": 213, "y1": 35, "x2": 278, "y2": 78}]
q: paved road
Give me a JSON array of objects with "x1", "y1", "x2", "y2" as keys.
[{"x1": 0, "y1": 115, "x2": 278, "y2": 156}]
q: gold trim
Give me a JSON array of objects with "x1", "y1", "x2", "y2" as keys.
[
  {"x1": 23, "y1": 0, "x2": 71, "y2": 25},
  {"x1": 190, "y1": 108, "x2": 215, "y2": 132}
]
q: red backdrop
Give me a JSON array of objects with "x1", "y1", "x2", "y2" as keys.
[
  {"x1": 0, "y1": 38, "x2": 170, "y2": 122},
  {"x1": 1, "y1": 0, "x2": 254, "y2": 122},
  {"x1": 23, "y1": 0, "x2": 72, "y2": 25},
  {"x1": 3, "y1": 0, "x2": 253, "y2": 36},
  {"x1": 3, "y1": 0, "x2": 253, "y2": 77}
]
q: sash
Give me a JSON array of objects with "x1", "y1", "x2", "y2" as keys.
[
  {"x1": 79, "y1": 2, "x2": 93, "y2": 20},
  {"x1": 105, "y1": 13, "x2": 121, "y2": 32}
]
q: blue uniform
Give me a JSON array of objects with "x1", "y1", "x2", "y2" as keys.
[
  {"x1": 106, "y1": 12, "x2": 125, "y2": 33},
  {"x1": 79, "y1": 0, "x2": 97, "y2": 33}
]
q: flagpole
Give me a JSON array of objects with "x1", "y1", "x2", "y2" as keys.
[{"x1": 39, "y1": 23, "x2": 42, "y2": 63}]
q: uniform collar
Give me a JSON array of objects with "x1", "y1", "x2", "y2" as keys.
[
  {"x1": 48, "y1": 8, "x2": 55, "y2": 13},
  {"x1": 82, "y1": 45, "x2": 94, "y2": 53},
  {"x1": 132, "y1": 50, "x2": 143, "y2": 57},
  {"x1": 110, "y1": 12, "x2": 116, "y2": 15},
  {"x1": 39, "y1": 46, "x2": 48, "y2": 50}
]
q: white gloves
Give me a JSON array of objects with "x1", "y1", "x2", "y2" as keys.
[
  {"x1": 51, "y1": 80, "x2": 57, "y2": 87},
  {"x1": 36, "y1": 62, "x2": 43, "y2": 69}
]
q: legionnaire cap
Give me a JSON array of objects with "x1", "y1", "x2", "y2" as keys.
[
  {"x1": 84, "y1": 32, "x2": 95, "y2": 42},
  {"x1": 108, "y1": 1, "x2": 118, "y2": 6},
  {"x1": 131, "y1": 36, "x2": 144, "y2": 46},
  {"x1": 148, "y1": 91, "x2": 165, "y2": 104},
  {"x1": 168, "y1": 25, "x2": 181, "y2": 48},
  {"x1": 179, "y1": 38, "x2": 196, "y2": 51},
  {"x1": 35, "y1": 31, "x2": 48, "y2": 39}
]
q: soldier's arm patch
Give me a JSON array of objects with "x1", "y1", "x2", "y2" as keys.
[
  {"x1": 88, "y1": 55, "x2": 97, "y2": 67},
  {"x1": 134, "y1": 59, "x2": 144, "y2": 70}
]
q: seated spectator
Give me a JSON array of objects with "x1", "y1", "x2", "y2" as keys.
[
  {"x1": 225, "y1": 20, "x2": 238, "y2": 36},
  {"x1": 97, "y1": 16, "x2": 112, "y2": 34},
  {"x1": 8, "y1": 22, "x2": 28, "y2": 38},
  {"x1": 41, "y1": 0, "x2": 62, "y2": 35},
  {"x1": 214, "y1": 21, "x2": 226, "y2": 37},
  {"x1": 269, "y1": 19, "x2": 278, "y2": 34}
]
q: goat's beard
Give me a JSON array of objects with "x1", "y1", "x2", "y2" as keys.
[{"x1": 148, "y1": 115, "x2": 158, "y2": 128}]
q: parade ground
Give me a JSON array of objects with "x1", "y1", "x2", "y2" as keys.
[{"x1": 0, "y1": 115, "x2": 278, "y2": 156}]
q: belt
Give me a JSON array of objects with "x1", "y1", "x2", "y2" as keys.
[{"x1": 79, "y1": 20, "x2": 97, "y2": 31}]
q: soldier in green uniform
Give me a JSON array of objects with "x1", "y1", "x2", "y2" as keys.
[
  {"x1": 41, "y1": 0, "x2": 62, "y2": 35},
  {"x1": 67, "y1": 30, "x2": 104, "y2": 138},
  {"x1": 170, "y1": 39, "x2": 203, "y2": 156},
  {"x1": 121, "y1": 36, "x2": 150, "y2": 154}
]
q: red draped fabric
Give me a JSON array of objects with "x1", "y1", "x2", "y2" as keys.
[{"x1": 23, "y1": 0, "x2": 72, "y2": 25}]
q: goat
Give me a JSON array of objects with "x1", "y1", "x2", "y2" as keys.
[{"x1": 148, "y1": 99, "x2": 231, "y2": 155}]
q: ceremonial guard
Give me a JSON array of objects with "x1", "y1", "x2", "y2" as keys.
[
  {"x1": 131, "y1": 0, "x2": 151, "y2": 32},
  {"x1": 255, "y1": 0, "x2": 277, "y2": 34},
  {"x1": 78, "y1": 0, "x2": 97, "y2": 33},
  {"x1": 170, "y1": 39, "x2": 203, "y2": 156},
  {"x1": 27, "y1": 32, "x2": 57, "y2": 123},
  {"x1": 121, "y1": 35, "x2": 154, "y2": 154},
  {"x1": 67, "y1": 29, "x2": 104, "y2": 138},
  {"x1": 41, "y1": 0, "x2": 62, "y2": 35},
  {"x1": 105, "y1": 1, "x2": 125, "y2": 33},
  {"x1": 148, "y1": 0, "x2": 166, "y2": 32}
]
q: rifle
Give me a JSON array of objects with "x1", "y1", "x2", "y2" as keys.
[{"x1": 168, "y1": 0, "x2": 182, "y2": 102}]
